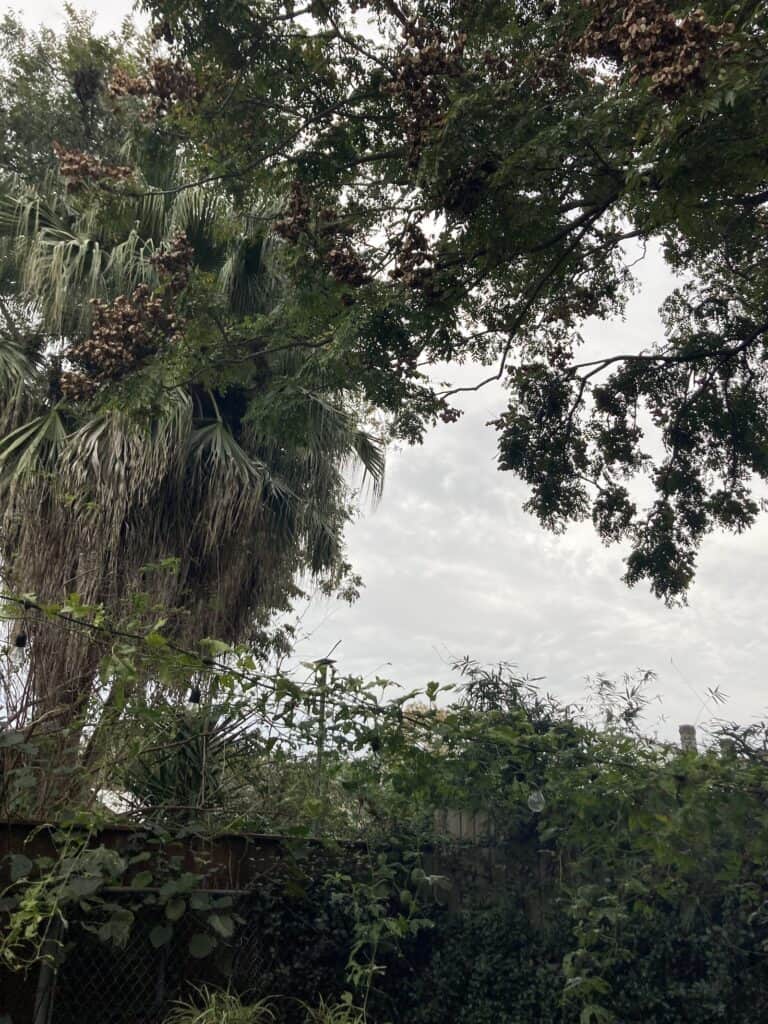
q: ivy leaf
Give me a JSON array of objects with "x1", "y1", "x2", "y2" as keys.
[
  {"x1": 97, "y1": 908, "x2": 134, "y2": 947},
  {"x1": 149, "y1": 924, "x2": 174, "y2": 948},
  {"x1": 165, "y1": 897, "x2": 186, "y2": 921},
  {"x1": 66, "y1": 876, "x2": 103, "y2": 898},
  {"x1": 133, "y1": 871, "x2": 153, "y2": 888},
  {"x1": 208, "y1": 913, "x2": 235, "y2": 938},
  {"x1": 9, "y1": 854, "x2": 33, "y2": 881},
  {"x1": 189, "y1": 932, "x2": 217, "y2": 958}
]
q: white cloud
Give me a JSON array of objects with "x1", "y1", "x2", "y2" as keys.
[
  {"x1": 18, "y1": 0, "x2": 142, "y2": 33},
  {"x1": 298, "y1": 248, "x2": 768, "y2": 739}
]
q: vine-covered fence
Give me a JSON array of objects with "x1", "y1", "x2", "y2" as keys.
[{"x1": 0, "y1": 819, "x2": 546, "y2": 1024}]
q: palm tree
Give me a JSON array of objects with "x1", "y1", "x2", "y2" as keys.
[{"x1": 0, "y1": 149, "x2": 384, "y2": 740}]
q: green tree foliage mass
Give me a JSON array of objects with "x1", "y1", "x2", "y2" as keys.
[
  {"x1": 135, "y1": 0, "x2": 768, "y2": 601},
  {"x1": 0, "y1": 9, "x2": 137, "y2": 183}
]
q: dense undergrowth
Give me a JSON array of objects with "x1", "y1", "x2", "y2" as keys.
[{"x1": 4, "y1": 655, "x2": 768, "y2": 1023}]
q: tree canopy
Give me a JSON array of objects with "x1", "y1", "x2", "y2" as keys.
[
  {"x1": 1, "y1": 0, "x2": 766, "y2": 735},
  {"x1": 130, "y1": 0, "x2": 768, "y2": 601},
  {"x1": 0, "y1": 9, "x2": 138, "y2": 183},
  {"x1": 0, "y1": 12, "x2": 383, "y2": 726}
]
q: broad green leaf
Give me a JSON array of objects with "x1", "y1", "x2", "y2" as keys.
[
  {"x1": 9, "y1": 854, "x2": 33, "y2": 881},
  {"x1": 208, "y1": 913, "x2": 235, "y2": 938},
  {"x1": 165, "y1": 897, "x2": 186, "y2": 921},
  {"x1": 189, "y1": 932, "x2": 217, "y2": 958},
  {"x1": 149, "y1": 924, "x2": 174, "y2": 948}
]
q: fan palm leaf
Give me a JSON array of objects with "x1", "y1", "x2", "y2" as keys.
[
  {"x1": 0, "y1": 408, "x2": 66, "y2": 485},
  {"x1": 0, "y1": 329, "x2": 31, "y2": 393}
]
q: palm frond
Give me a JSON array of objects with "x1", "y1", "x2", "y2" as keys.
[
  {"x1": 188, "y1": 419, "x2": 269, "y2": 488},
  {"x1": 218, "y1": 212, "x2": 283, "y2": 315},
  {"x1": 293, "y1": 388, "x2": 386, "y2": 501},
  {"x1": 0, "y1": 181, "x2": 67, "y2": 239},
  {"x1": 60, "y1": 391, "x2": 192, "y2": 540},
  {"x1": 107, "y1": 230, "x2": 158, "y2": 293},
  {"x1": 0, "y1": 408, "x2": 66, "y2": 488},
  {"x1": 0, "y1": 136, "x2": 388, "y2": 722},
  {"x1": 349, "y1": 427, "x2": 386, "y2": 502},
  {"x1": 169, "y1": 186, "x2": 222, "y2": 269},
  {"x1": 0, "y1": 322, "x2": 33, "y2": 390}
]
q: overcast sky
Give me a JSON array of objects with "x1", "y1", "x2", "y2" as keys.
[{"x1": 15, "y1": 0, "x2": 768, "y2": 741}]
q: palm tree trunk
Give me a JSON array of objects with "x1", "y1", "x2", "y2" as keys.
[{"x1": 24, "y1": 622, "x2": 101, "y2": 815}]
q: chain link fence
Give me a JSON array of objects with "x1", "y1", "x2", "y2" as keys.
[{"x1": 50, "y1": 911, "x2": 199, "y2": 1024}]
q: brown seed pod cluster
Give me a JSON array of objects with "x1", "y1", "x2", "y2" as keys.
[
  {"x1": 325, "y1": 246, "x2": 371, "y2": 288},
  {"x1": 109, "y1": 66, "x2": 150, "y2": 99},
  {"x1": 109, "y1": 58, "x2": 199, "y2": 118},
  {"x1": 274, "y1": 182, "x2": 370, "y2": 287},
  {"x1": 383, "y1": 20, "x2": 467, "y2": 167},
  {"x1": 52, "y1": 142, "x2": 134, "y2": 192},
  {"x1": 273, "y1": 181, "x2": 312, "y2": 242},
  {"x1": 579, "y1": 0, "x2": 735, "y2": 98},
  {"x1": 151, "y1": 59, "x2": 200, "y2": 110},
  {"x1": 150, "y1": 231, "x2": 195, "y2": 292},
  {"x1": 61, "y1": 234, "x2": 194, "y2": 401},
  {"x1": 61, "y1": 285, "x2": 181, "y2": 400},
  {"x1": 317, "y1": 205, "x2": 370, "y2": 287},
  {"x1": 389, "y1": 223, "x2": 437, "y2": 294}
]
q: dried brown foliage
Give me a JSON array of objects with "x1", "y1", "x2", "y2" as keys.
[
  {"x1": 60, "y1": 233, "x2": 194, "y2": 400},
  {"x1": 273, "y1": 180, "x2": 312, "y2": 243},
  {"x1": 388, "y1": 222, "x2": 438, "y2": 295},
  {"x1": 579, "y1": 0, "x2": 736, "y2": 98},
  {"x1": 52, "y1": 142, "x2": 134, "y2": 191},
  {"x1": 109, "y1": 59, "x2": 200, "y2": 117},
  {"x1": 383, "y1": 20, "x2": 467, "y2": 166},
  {"x1": 275, "y1": 182, "x2": 370, "y2": 287}
]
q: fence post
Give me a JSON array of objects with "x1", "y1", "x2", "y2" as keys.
[
  {"x1": 433, "y1": 809, "x2": 494, "y2": 841},
  {"x1": 679, "y1": 724, "x2": 698, "y2": 753},
  {"x1": 32, "y1": 919, "x2": 62, "y2": 1024}
]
